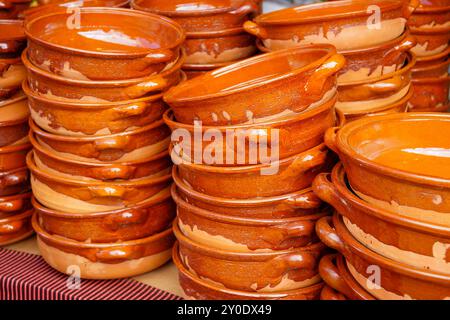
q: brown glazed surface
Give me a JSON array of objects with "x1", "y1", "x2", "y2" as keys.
[
  {"x1": 409, "y1": 76, "x2": 449, "y2": 111},
  {"x1": 0, "y1": 0, "x2": 30, "y2": 19},
  {"x1": 173, "y1": 243, "x2": 324, "y2": 300},
  {"x1": 173, "y1": 167, "x2": 325, "y2": 219},
  {"x1": 0, "y1": 93, "x2": 29, "y2": 122},
  {"x1": 131, "y1": 0, "x2": 258, "y2": 32},
  {"x1": 0, "y1": 207, "x2": 33, "y2": 246},
  {"x1": 0, "y1": 165, "x2": 29, "y2": 196},
  {"x1": 316, "y1": 213, "x2": 450, "y2": 300},
  {"x1": 173, "y1": 143, "x2": 334, "y2": 199},
  {"x1": 0, "y1": 57, "x2": 26, "y2": 99},
  {"x1": 326, "y1": 113, "x2": 450, "y2": 225},
  {"x1": 25, "y1": 8, "x2": 185, "y2": 81},
  {"x1": 33, "y1": 188, "x2": 176, "y2": 242},
  {"x1": 29, "y1": 118, "x2": 170, "y2": 162},
  {"x1": 0, "y1": 192, "x2": 32, "y2": 216},
  {"x1": 172, "y1": 184, "x2": 328, "y2": 251},
  {"x1": 408, "y1": 5, "x2": 450, "y2": 29},
  {"x1": 0, "y1": 142, "x2": 31, "y2": 171},
  {"x1": 412, "y1": 56, "x2": 449, "y2": 78},
  {"x1": 164, "y1": 93, "x2": 338, "y2": 166},
  {"x1": 174, "y1": 222, "x2": 326, "y2": 292},
  {"x1": 22, "y1": 49, "x2": 184, "y2": 102},
  {"x1": 313, "y1": 163, "x2": 450, "y2": 273},
  {"x1": 410, "y1": 26, "x2": 450, "y2": 56},
  {"x1": 164, "y1": 45, "x2": 343, "y2": 125}
]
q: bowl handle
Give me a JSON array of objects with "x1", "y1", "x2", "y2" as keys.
[
  {"x1": 94, "y1": 136, "x2": 131, "y2": 151},
  {"x1": 288, "y1": 144, "x2": 328, "y2": 173},
  {"x1": 230, "y1": 2, "x2": 259, "y2": 16},
  {"x1": 263, "y1": 220, "x2": 316, "y2": 247},
  {"x1": 243, "y1": 21, "x2": 268, "y2": 39},
  {"x1": 319, "y1": 254, "x2": 353, "y2": 299},
  {"x1": 324, "y1": 126, "x2": 339, "y2": 154},
  {"x1": 404, "y1": 0, "x2": 420, "y2": 19},
  {"x1": 95, "y1": 246, "x2": 143, "y2": 263},
  {"x1": 111, "y1": 101, "x2": 149, "y2": 119},
  {"x1": 383, "y1": 35, "x2": 416, "y2": 66},
  {"x1": 316, "y1": 216, "x2": 346, "y2": 253},
  {"x1": 267, "y1": 251, "x2": 318, "y2": 278},
  {"x1": 124, "y1": 75, "x2": 168, "y2": 99},
  {"x1": 312, "y1": 173, "x2": 350, "y2": 214},
  {"x1": 103, "y1": 208, "x2": 149, "y2": 231},
  {"x1": 0, "y1": 220, "x2": 25, "y2": 235},
  {"x1": 0, "y1": 170, "x2": 28, "y2": 188},
  {"x1": 90, "y1": 165, "x2": 136, "y2": 180},
  {"x1": 87, "y1": 185, "x2": 127, "y2": 199},
  {"x1": 321, "y1": 285, "x2": 347, "y2": 300},
  {"x1": 145, "y1": 49, "x2": 174, "y2": 64},
  {"x1": 305, "y1": 54, "x2": 346, "y2": 96},
  {"x1": 282, "y1": 189, "x2": 323, "y2": 209},
  {"x1": 365, "y1": 75, "x2": 403, "y2": 93},
  {"x1": 0, "y1": 198, "x2": 24, "y2": 213}
]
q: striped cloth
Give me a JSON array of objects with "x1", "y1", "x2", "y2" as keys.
[{"x1": 0, "y1": 248, "x2": 182, "y2": 300}]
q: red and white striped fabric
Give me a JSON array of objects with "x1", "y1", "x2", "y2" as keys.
[{"x1": 0, "y1": 248, "x2": 182, "y2": 300}]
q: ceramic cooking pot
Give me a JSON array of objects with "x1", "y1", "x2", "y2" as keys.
[
  {"x1": 0, "y1": 142, "x2": 31, "y2": 171},
  {"x1": 410, "y1": 25, "x2": 450, "y2": 57},
  {"x1": 173, "y1": 143, "x2": 333, "y2": 199},
  {"x1": 33, "y1": 214, "x2": 175, "y2": 279},
  {"x1": 0, "y1": 19, "x2": 25, "y2": 55},
  {"x1": 317, "y1": 213, "x2": 450, "y2": 300},
  {"x1": 243, "y1": 0, "x2": 417, "y2": 51},
  {"x1": 0, "y1": 166, "x2": 29, "y2": 196},
  {"x1": 25, "y1": 8, "x2": 185, "y2": 81},
  {"x1": 163, "y1": 92, "x2": 338, "y2": 166},
  {"x1": 131, "y1": 0, "x2": 258, "y2": 32},
  {"x1": 172, "y1": 184, "x2": 328, "y2": 252},
  {"x1": 0, "y1": 0, "x2": 31, "y2": 19},
  {"x1": 0, "y1": 93, "x2": 29, "y2": 122},
  {"x1": 27, "y1": 152, "x2": 172, "y2": 214},
  {"x1": 33, "y1": 188, "x2": 176, "y2": 242},
  {"x1": 408, "y1": 5, "x2": 450, "y2": 29},
  {"x1": 173, "y1": 243, "x2": 324, "y2": 300},
  {"x1": 409, "y1": 77, "x2": 449, "y2": 111},
  {"x1": 0, "y1": 192, "x2": 31, "y2": 215},
  {"x1": 29, "y1": 118, "x2": 170, "y2": 162},
  {"x1": 0, "y1": 116, "x2": 29, "y2": 147},
  {"x1": 174, "y1": 221, "x2": 326, "y2": 292},
  {"x1": 0, "y1": 57, "x2": 27, "y2": 100},
  {"x1": 326, "y1": 113, "x2": 450, "y2": 226},
  {"x1": 22, "y1": 49, "x2": 184, "y2": 102},
  {"x1": 314, "y1": 163, "x2": 450, "y2": 274},
  {"x1": 0, "y1": 208, "x2": 33, "y2": 246},
  {"x1": 164, "y1": 44, "x2": 343, "y2": 125}
]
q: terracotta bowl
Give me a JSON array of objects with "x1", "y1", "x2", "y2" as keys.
[
  {"x1": 414, "y1": 47, "x2": 450, "y2": 71},
  {"x1": 173, "y1": 143, "x2": 334, "y2": 199},
  {"x1": 25, "y1": 8, "x2": 185, "y2": 81},
  {"x1": 0, "y1": 57, "x2": 26, "y2": 100},
  {"x1": 320, "y1": 285, "x2": 346, "y2": 300},
  {"x1": 408, "y1": 5, "x2": 450, "y2": 29},
  {"x1": 172, "y1": 184, "x2": 328, "y2": 252},
  {"x1": 314, "y1": 163, "x2": 450, "y2": 274},
  {"x1": 0, "y1": 166, "x2": 29, "y2": 196},
  {"x1": 0, "y1": 19, "x2": 26, "y2": 55},
  {"x1": 0, "y1": 142, "x2": 31, "y2": 172},
  {"x1": 412, "y1": 56, "x2": 449, "y2": 78},
  {"x1": 0, "y1": 93, "x2": 29, "y2": 122},
  {"x1": 29, "y1": 118, "x2": 170, "y2": 162},
  {"x1": 33, "y1": 188, "x2": 176, "y2": 242},
  {"x1": 22, "y1": 48, "x2": 184, "y2": 102},
  {"x1": 164, "y1": 93, "x2": 338, "y2": 166},
  {"x1": 173, "y1": 243, "x2": 324, "y2": 300},
  {"x1": 243, "y1": 0, "x2": 415, "y2": 51},
  {"x1": 0, "y1": 191, "x2": 32, "y2": 215},
  {"x1": 326, "y1": 113, "x2": 450, "y2": 226},
  {"x1": 131, "y1": 0, "x2": 258, "y2": 32},
  {"x1": 409, "y1": 76, "x2": 449, "y2": 111},
  {"x1": 410, "y1": 25, "x2": 450, "y2": 57},
  {"x1": 174, "y1": 221, "x2": 326, "y2": 292},
  {"x1": 164, "y1": 44, "x2": 343, "y2": 125},
  {"x1": 0, "y1": 1, "x2": 31, "y2": 20},
  {"x1": 182, "y1": 60, "x2": 235, "y2": 79},
  {"x1": 173, "y1": 167, "x2": 325, "y2": 219},
  {"x1": 33, "y1": 214, "x2": 175, "y2": 279},
  {"x1": 0, "y1": 116, "x2": 29, "y2": 147},
  {"x1": 317, "y1": 213, "x2": 450, "y2": 300},
  {"x1": 0, "y1": 208, "x2": 33, "y2": 246},
  {"x1": 27, "y1": 152, "x2": 172, "y2": 213}
]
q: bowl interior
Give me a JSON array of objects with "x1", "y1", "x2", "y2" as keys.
[{"x1": 133, "y1": 0, "x2": 234, "y2": 12}]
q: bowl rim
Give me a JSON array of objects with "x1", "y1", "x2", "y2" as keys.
[{"x1": 0, "y1": 19, "x2": 25, "y2": 42}]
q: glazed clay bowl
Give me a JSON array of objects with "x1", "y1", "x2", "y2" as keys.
[
  {"x1": 0, "y1": 192, "x2": 31, "y2": 215},
  {"x1": 325, "y1": 113, "x2": 450, "y2": 226},
  {"x1": 0, "y1": 208, "x2": 33, "y2": 246},
  {"x1": 412, "y1": 56, "x2": 449, "y2": 78},
  {"x1": 0, "y1": 0, "x2": 31, "y2": 19},
  {"x1": 0, "y1": 57, "x2": 27, "y2": 100},
  {"x1": 410, "y1": 25, "x2": 450, "y2": 57},
  {"x1": 173, "y1": 143, "x2": 333, "y2": 199},
  {"x1": 243, "y1": 0, "x2": 416, "y2": 51},
  {"x1": 0, "y1": 142, "x2": 31, "y2": 171},
  {"x1": 174, "y1": 221, "x2": 326, "y2": 292},
  {"x1": 27, "y1": 152, "x2": 172, "y2": 214},
  {"x1": 408, "y1": 5, "x2": 450, "y2": 29},
  {"x1": 22, "y1": 48, "x2": 184, "y2": 102},
  {"x1": 316, "y1": 213, "x2": 450, "y2": 300},
  {"x1": 131, "y1": 0, "x2": 258, "y2": 32},
  {"x1": 0, "y1": 19, "x2": 25, "y2": 55},
  {"x1": 0, "y1": 93, "x2": 29, "y2": 122},
  {"x1": 164, "y1": 92, "x2": 338, "y2": 166},
  {"x1": 409, "y1": 77, "x2": 449, "y2": 111},
  {"x1": 183, "y1": 28, "x2": 256, "y2": 65},
  {"x1": 172, "y1": 184, "x2": 328, "y2": 252},
  {"x1": 33, "y1": 187, "x2": 176, "y2": 242},
  {"x1": 29, "y1": 118, "x2": 170, "y2": 162},
  {"x1": 0, "y1": 116, "x2": 29, "y2": 147},
  {"x1": 164, "y1": 44, "x2": 344, "y2": 125},
  {"x1": 314, "y1": 163, "x2": 450, "y2": 274},
  {"x1": 173, "y1": 243, "x2": 324, "y2": 300},
  {"x1": 25, "y1": 8, "x2": 185, "y2": 81},
  {"x1": 414, "y1": 47, "x2": 450, "y2": 71},
  {"x1": 182, "y1": 60, "x2": 235, "y2": 79},
  {"x1": 33, "y1": 214, "x2": 175, "y2": 279},
  {"x1": 320, "y1": 285, "x2": 346, "y2": 300},
  {"x1": 0, "y1": 166, "x2": 29, "y2": 197}
]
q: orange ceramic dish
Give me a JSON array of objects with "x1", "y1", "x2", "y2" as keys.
[
  {"x1": 0, "y1": 93, "x2": 29, "y2": 122},
  {"x1": 0, "y1": 0, "x2": 31, "y2": 19},
  {"x1": 0, "y1": 166, "x2": 29, "y2": 197},
  {"x1": 412, "y1": 56, "x2": 449, "y2": 78},
  {"x1": 410, "y1": 25, "x2": 450, "y2": 57},
  {"x1": 0, "y1": 208, "x2": 33, "y2": 246},
  {"x1": 0, "y1": 142, "x2": 31, "y2": 171},
  {"x1": 0, "y1": 192, "x2": 32, "y2": 214},
  {"x1": 408, "y1": 5, "x2": 450, "y2": 29},
  {"x1": 325, "y1": 113, "x2": 450, "y2": 227},
  {"x1": 0, "y1": 57, "x2": 26, "y2": 100},
  {"x1": 409, "y1": 76, "x2": 449, "y2": 111},
  {"x1": 164, "y1": 45, "x2": 343, "y2": 125},
  {"x1": 0, "y1": 117, "x2": 29, "y2": 147},
  {"x1": 0, "y1": 20, "x2": 25, "y2": 54}
]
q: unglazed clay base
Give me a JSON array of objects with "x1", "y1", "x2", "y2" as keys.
[
  {"x1": 337, "y1": 64, "x2": 398, "y2": 83},
  {"x1": 185, "y1": 46, "x2": 256, "y2": 64},
  {"x1": 0, "y1": 95, "x2": 29, "y2": 122}
]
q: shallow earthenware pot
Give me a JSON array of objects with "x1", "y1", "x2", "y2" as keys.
[
  {"x1": 0, "y1": 207, "x2": 33, "y2": 246},
  {"x1": 0, "y1": 116, "x2": 29, "y2": 147},
  {"x1": 173, "y1": 143, "x2": 333, "y2": 199},
  {"x1": 0, "y1": 57, "x2": 26, "y2": 100},
  {"x1": 174, "y1": 221, "x2": 326, "y2": 292},
  {"x1": 29, "y1": 118, "x2": 170, "y2": 162},
  {"x1": 408, "y1": 4, "x2": 450, "y2": 29},
  {"x1": 131, "y1": 0, "x2": 258, "y2": 32},
  {"x1": 22, "y1": 48, "x2": 184, "y2": 102},
  {"x1": 0, "y1": 19, "x2": 25, "y2": 55},
  {"x1": 244, "y1": 0, "x2": 416, "y2": 51},
  {"x1": 0, "y1": 0, "x2": 31, "y2": 20},
  {"x1": 172, "y1": 184, "x2": 327, "y2": 252},
  {"x1": 317, "y1": 213, "x2": 450, "y2": 300},
  {"x1": 0, "y1": 191, "x2": 31, "y2": 215},
  {"x1": 164, "y1": 44, "x2": 343, "y2": 125},
  {"x1": 409, "y1": 76, "x2": 449, "y2": 111},
  {"x1": 25, "y1": 8, "x2": 185, "y2": 81},
  {"x1": 173, "y1": 243, "x2": 324, "y2": 300},
  {"x1": 33, "y1": 188, "x2": 176, "y2": 242},
  {"x1": 0, "y1": 165, "x2": 29, "y2": 196},
  {"x1": 314, "y1": 163, "x2": 450, "y2": 274},
  {"x1": 0, "y1": 142, "x2": 31, "y2": 172},
  {"x1": 0, "y1": 93, "x2": 29, "y2": 122},
  {"x1": 410, "y1": 25, "x2": 450, "y2": 57},
  {"x1": 164, "y1": 93, "x2": 338, "y2": 165},
  {"x1": 33, "y1": 214, "x2": 175, "y2": 279},
  {"x1": 27, "y1": 152, "x2": 172, "y2": 213},
  {"x1": 325, "y1": 113, "x2": 450, "y2": 226}
]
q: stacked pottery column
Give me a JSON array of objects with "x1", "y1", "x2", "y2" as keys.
[{"x1": 22, "y1": 8, "x2": 185, "y2": 279}]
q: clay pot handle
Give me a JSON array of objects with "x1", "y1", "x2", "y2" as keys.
[
  {"x1": 312, "y1": 173, "x2": 349, "y2": 214},
  {"x1": 145, "y1": 49, "x2": 174, "y2": 64},
  {"x1": 305, "y1": 54, "x2": 346, "y2": 96},
  {"x1": 104, "y1": 208, "x2": 149, "y2": 231},
  {"x1": 0, "y1": 198, "x2": 24, "y2": 212},
  {"x1": 95, "y1": 246, "x2": 141, "y2": 263},
  {"x1": 320, "y1": 285, "x2": 347, "y2": 300},
  {"x1": 266, "y1": 220, "x2": 316, "y2": 246},
  {"x1": 315, "y1": 216, "x2": 345, "y2": 253},
  {"x1": 0, "y1": 220, "x2": 24, "y2": 235},
  {"x1": 243, "y1": 21, "x2": 268, "y2": 39},
  {"x1": 289, "y1": 144, "x2": 328, "y2": 173},
  {"x1": 383, "y1": 35, "x2": 416, "y2": 65},
  {"x1": 94, "y1": 136, "x2": 131, "y2": 151},
  {"x1": 230, "y1": 2, "x2": 259, "y2": 16},
  {"x1": 324, "y1": 126, "x2": 339, "y2": 154},
  {"x1": 404, "y1": 0, "x2": 420, "y2": 19},
  {"x1": 319, "y1": 254, "x2": 353, "y2": 298},
  {"x1": 282, "y1": 189, "x2": 322, "y2": 209},
  {"x1": 0, "y1": 170, "x2": 28, "y2": 187},
  {"x1": 268, "y1": 251, "x2": 317, "y2": 278},
  {"x1": 87, "y1": 185, "x2": 127, "y2": 199},
  {"x1": 365, "y1": 75, "x2": 403, "y2": 93},
  {"x1": 124, "y1": 75, "x2": 168, "y2": 99},
  {"x1": 90, "y1": 165, "x2": 136, "y2": 180},
  {"x1": 112, "y1": 101, "x2": 149, "y2": 119}
]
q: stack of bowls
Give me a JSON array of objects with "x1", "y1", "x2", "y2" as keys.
[
  {"x1": 162, "y1": 45, "x2": 346, "y2": 300},
  {"x1": 409, "y1": 0, "x2": 449, "y2": 112},
  {"x1": 22, "y1": 8, "x2": 185, "y2": 279},
  {"x1": 246, "y1": 0, "x2": 418, "y2": 121},
  {"x1": 313, "y1": 113, "x2": 450, "y2": 300},
  {"x1": 131, "y1": 0, "x2": 259, "y2": 79},
  {"x1": 0, "y1": 19, "x2": 33, "y2": 246}
]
